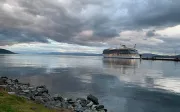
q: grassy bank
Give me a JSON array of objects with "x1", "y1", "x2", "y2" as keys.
[{"x1": 0, "y1": 91, "x2": 71, "y2": 112}]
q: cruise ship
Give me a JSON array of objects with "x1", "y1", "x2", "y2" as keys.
[{"x1": 103, "y1": 45, "x2": 140, "y2": 59}]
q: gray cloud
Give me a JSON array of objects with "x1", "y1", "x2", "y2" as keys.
[
  {"x1": 1, "y1": 0, "x2": 180, "y2": 49},
  {"x1": 94, "y1": 29, "x2": 119, "y2": 38},
  {"x1": 0, "y1": 0, "x2": 83, "y2": 45},
  {"x1": 129, "y1": 0, "x2": 180, "y2": 27},
  {"x1": 146, "y1": 30, "x2": 157, "y2": 37},
  {"x1": 0, "y1": 28, "x2": 48, "y2": 45}
]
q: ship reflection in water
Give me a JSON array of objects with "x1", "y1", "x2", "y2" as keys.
[
  {"x1": 1, "y1": 55, "x2": 180, "y2": 112},
  {"x1": 103, "y1": 58, "x2": 138, "y2": 67},
  {"x1": 103, "y1": 58, "x2": 138, "y2": 75}
]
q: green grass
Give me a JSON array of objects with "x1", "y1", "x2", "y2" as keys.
[{"x1": 0, "y1": 91, "x2": 71, "y2": 112}]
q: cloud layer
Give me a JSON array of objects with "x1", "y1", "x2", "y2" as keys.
[{"x1": 1, "y1": 0, "x2": 180, "y2": 54}]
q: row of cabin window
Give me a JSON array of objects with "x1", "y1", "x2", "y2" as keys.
[{"x1": 104, "y1": 51, "x2": 137, "y2": 54}]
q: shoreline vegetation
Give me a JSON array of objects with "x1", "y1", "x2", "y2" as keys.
[
  {"x1": 0, "y1": 77, "x2": 107, "y2": 112},
  {"x1": 0, "y1": 91, "x2": 71, "y2": 112}
]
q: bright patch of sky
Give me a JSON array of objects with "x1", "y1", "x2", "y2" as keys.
[{"x1": 3, "y1": 39, "x2": 104, "y2": 54}]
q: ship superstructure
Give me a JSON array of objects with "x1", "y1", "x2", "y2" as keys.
[{"x1": 103, "y1": 45, "x2": 140, "y2": 59}]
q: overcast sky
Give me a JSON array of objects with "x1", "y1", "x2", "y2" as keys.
[{"x1": 1, "y1": 0, "x2": 180, "y2": 54}]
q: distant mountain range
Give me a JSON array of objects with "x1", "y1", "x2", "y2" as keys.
[
  {"x1": 0, "y1": 49, "x2": 15, "y2": 54},
  {"x1": 39, "y1": 52, "x2": 102, "y2": 56},
  {"x1": 140, "y1": 53, "x2": 157, "y2": 58}
]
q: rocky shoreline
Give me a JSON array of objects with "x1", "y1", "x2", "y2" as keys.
[{"x1": 0, "y1": 77, "x2": 107, "y2": 112}]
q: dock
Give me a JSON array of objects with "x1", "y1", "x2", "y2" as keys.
[{"x1": 142, "y1": 57, "x2": 180, "y2": 61}]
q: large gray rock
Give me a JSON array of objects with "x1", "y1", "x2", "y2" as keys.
[
  {"x1": 67, "y1": 98, "x2": 75, "y2": 104},
  {"x1": 67, "y1": 104, "x2": 74, "y2": 109},
  {"x1": 36, "y1": 85, "x2": 48, "y2": 94},
  {"x1": 41, "y1": 93, "x2": 51, "y2": 102},
  {"x1": 53, "y1": 94, "x2": 64, "y2": 102},
  {"x1": 7, "y1": 79, "x2": 13, "y2": 85},
  {"x1": 76, "y1": 98, "x2": 88, "y2": 107},
  {"x1": 0, "y1": 77, "x2": 8, "y2": 85},
  {"x1": 13, "y1": 79, "x2": 19, "y2": 84},
  {"x1": 22, "y1": 89, "x2": 30, "y2": 93},
  {"x1": 87, "y1": 101, "x2": 93, "y2": 107},
  {"x1": 20, "y1": 85, "x2": 29, "y2": 90},
  {"x1": 87, "y1": 94, "x2": 99, "y2": 105},
  {"x1": 74, "y1": 103, "x2": 83, "y2": 112},
  {"x1": 1, "y1": 76, "x2": 8, "y2": 79},
  {"x1": 95, "y1": 105, "x2": 104, "y2": 111}
]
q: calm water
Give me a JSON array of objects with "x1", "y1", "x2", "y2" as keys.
[{"x1": 1, "y1": 54, "x2": 180, "y2": 112}]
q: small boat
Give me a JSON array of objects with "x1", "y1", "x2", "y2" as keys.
[{"x1": 103, "y1": 45, "x2": 140, "y2": 59}]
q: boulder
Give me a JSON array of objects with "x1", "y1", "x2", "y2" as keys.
[
  {"x1": 76, "y1": 98, "x2": 88, "y2": 107},
  {"x1": 36, "y1": 85, "x2": 48, "y2": 94},
  {"x1": 0, "y1": 77, "x2": 7, "y2": 85},
  {"x1": 67, "y1": 98, "x2": 75, "y2": 104},
  {"x1": 95, "y1": 105, "x2": 104, "y2": 111},
  {"x1": 41, "y1": 93, "x2": 51, "y2": 102},
  {"x1": 22, "y1": 89, "x2": 30, "y2": 93},
  {"x1": 91, "y1": 105, "x2": 98, "y2": 110},
  {"x1": 86, "y1": 101, "x2": 93, "y2": 107},
  {"x1": 87, "y1": 94, "x2": 99, "y2": 105},
  {"x1": 13, "y1": 79, "x2": 19, "y2": 84},
  {"x1": 6, "y1": 79, "x2": 13, "y2": 85},
  {"x1": 53, "y1": 94, "x2": 64, "y2": 102},
  {"x1": 74, "y1": 103, "x2": 83, "y2": 112}
]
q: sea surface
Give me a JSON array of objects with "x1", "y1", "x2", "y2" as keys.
[{"x1": 1, "y1": 54, "x2": 180, "y2": 112}]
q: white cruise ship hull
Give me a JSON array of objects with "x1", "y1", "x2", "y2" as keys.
[{"x1": 103, "y1": 54, "x2": 140, "y2": 59}]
